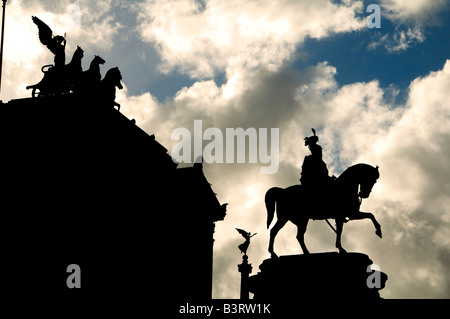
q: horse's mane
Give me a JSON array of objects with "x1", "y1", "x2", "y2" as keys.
[
  {"x1": 338, "y1": 163, "x2": 379, "y2": 183},
  {"x1": 68, "y1": 46, "x2": 83, "y2": 64},
  {"x1": 104, "y1": 67, "x2": 120, "y2": 80},
  {"x1": 90, "y1": 55, "x2": 104, "y2": 68}
]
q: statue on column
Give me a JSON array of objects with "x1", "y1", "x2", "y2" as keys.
[
  {"x1": 236, "y1": 228, "x2": 257, "y2": 256},
  {"x1": 236, "y1": 228, "x2": 256, "y2": 300}
]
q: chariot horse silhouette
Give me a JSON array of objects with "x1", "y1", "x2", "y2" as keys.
[
  {"x1": 97, "y1": 67, "x2": 123, "y2": 111},
  {"x1": 73, "y1": 55, "x2": 105, "y2": 94},
  {"x1": 266, "y1": 164, "x2": 381, "y2": 258}
]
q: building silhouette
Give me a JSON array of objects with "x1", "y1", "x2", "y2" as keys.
[{"x1": 1, "y1": 94, "x2": 226, "y2": 301}]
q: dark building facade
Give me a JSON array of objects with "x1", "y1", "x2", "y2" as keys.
[{"x1": 1, "y1": 94, "x2": 226, "y2": 302}]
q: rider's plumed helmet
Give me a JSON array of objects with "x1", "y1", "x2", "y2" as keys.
[{"x1": 304, "y1": 128, "x2": 319, "y2": 146}]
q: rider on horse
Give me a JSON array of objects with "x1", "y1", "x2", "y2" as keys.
[
  {"x1": 300, "y1": 129, "x2": 334, "y2": 199},
  {"x1": 265, "y1": 129, "x2": 382, "y2": 256}
]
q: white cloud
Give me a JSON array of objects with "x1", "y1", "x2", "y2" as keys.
[
  {"x1": 117, "y1": 84, "x2": 160, "y2": 124},
  {"x1": 381, "y1": 0, "x2": 449, "y2": 25},
  {"x1": 368, "y1": 0, "x2": 449, "y2": 53},
  {"x1": 368, "y1": 26, "x2": 425, "y2": 52},
  {"x1": 347, "y1": 60, "x2": 450, "y2": 298},
  {"x1": 365, "y1": 60, "x2": 450, "y2": 206},
  {"x1": 136, "y1": 0, "x2": 365, "y2": 80}
]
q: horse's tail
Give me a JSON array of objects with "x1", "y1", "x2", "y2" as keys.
[{"x1": 265, "y1": 187, "x2": 283, "y2": 229}]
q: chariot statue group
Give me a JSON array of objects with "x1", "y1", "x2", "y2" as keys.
[{"x1": 26, "y1": 16, "x2": 123, "y2": 110}]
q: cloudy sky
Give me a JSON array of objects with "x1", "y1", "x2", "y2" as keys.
[{"x1": 3, "y1": 0, "x2": 450, "y2": 299}]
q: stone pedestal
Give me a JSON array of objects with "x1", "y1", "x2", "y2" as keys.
[{"x1": 248, "y1": 252, "x2": 387, "y2": 300}]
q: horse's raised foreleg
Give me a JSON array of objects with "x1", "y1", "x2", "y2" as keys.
[
  {"x1": 335, "y1": 218, "x2": 347, "y2": 254},
  {"x1": 296, "y1": 218, "x2": 310, "y2": 255},
  {"x1": 349, "y1": 211, "x2": 382, "y2": 238},
  {"x1": 268, "y1": 218, "x2": 287, "y2": 258}
]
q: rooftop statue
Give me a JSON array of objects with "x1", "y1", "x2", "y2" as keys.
[
  {"x1": 75, "y1": 55, "x2": 105, "y2": 93},
  {"x1": 98, "y1": 67, "x2": 123, "y2": 111},
  {"x1": 26, "y1": 45, "x2": 83, "y2": 97},
  {"x1": 25, "y1": 16, "x2": 81, "y2": 97},
  {"x1": 31, "y1": 16, "x2": 66, "y2": 69},
  {"x1": 266, "y1": 129, "x2": 382, "y2": 258},
  {"x1": 25, "y1": 16, "x2": 123, "y2": 110}
]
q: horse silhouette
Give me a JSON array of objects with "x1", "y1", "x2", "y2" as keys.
[
  {"x1": 98, "y1": 67, "x2": 123, "y2": 111},
  {"x1": 74, "y1": 55, "x2": 105, "y2": 94},
  {"x1": 26, "y1": 46, "x2": 84, "y2": 97},
  {"x1": 266, "y1": 164, "x2": 381, "y2": 258}
]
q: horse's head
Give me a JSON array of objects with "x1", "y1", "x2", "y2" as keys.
[
  {"x1": 94, "y1": 55, "x2": 105, "y2": 65},
  {"x1": 75, "y1": 45, "x2": 84, "y2": 58},
  {"x1": 104, "y1": 67, "x2": 123, "y2": 89},
  {"x1": 358, "y1": 165, "x2": 380, "y2": 199}
]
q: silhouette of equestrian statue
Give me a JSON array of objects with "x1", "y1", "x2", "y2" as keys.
[
  {"x1": 266, "y1": 129, "x2": 382, "y2": 258},
  {"x1": 236, "y1": 228, "x2": 257, "y2": 255}
]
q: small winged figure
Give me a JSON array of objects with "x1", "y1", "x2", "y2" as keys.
[
  {"x1": 31, "y1": 16, "x2": 66, "y2": 69},
  {"x1": 236, "y1": 228, "x2": 257, "y2": 255}
]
